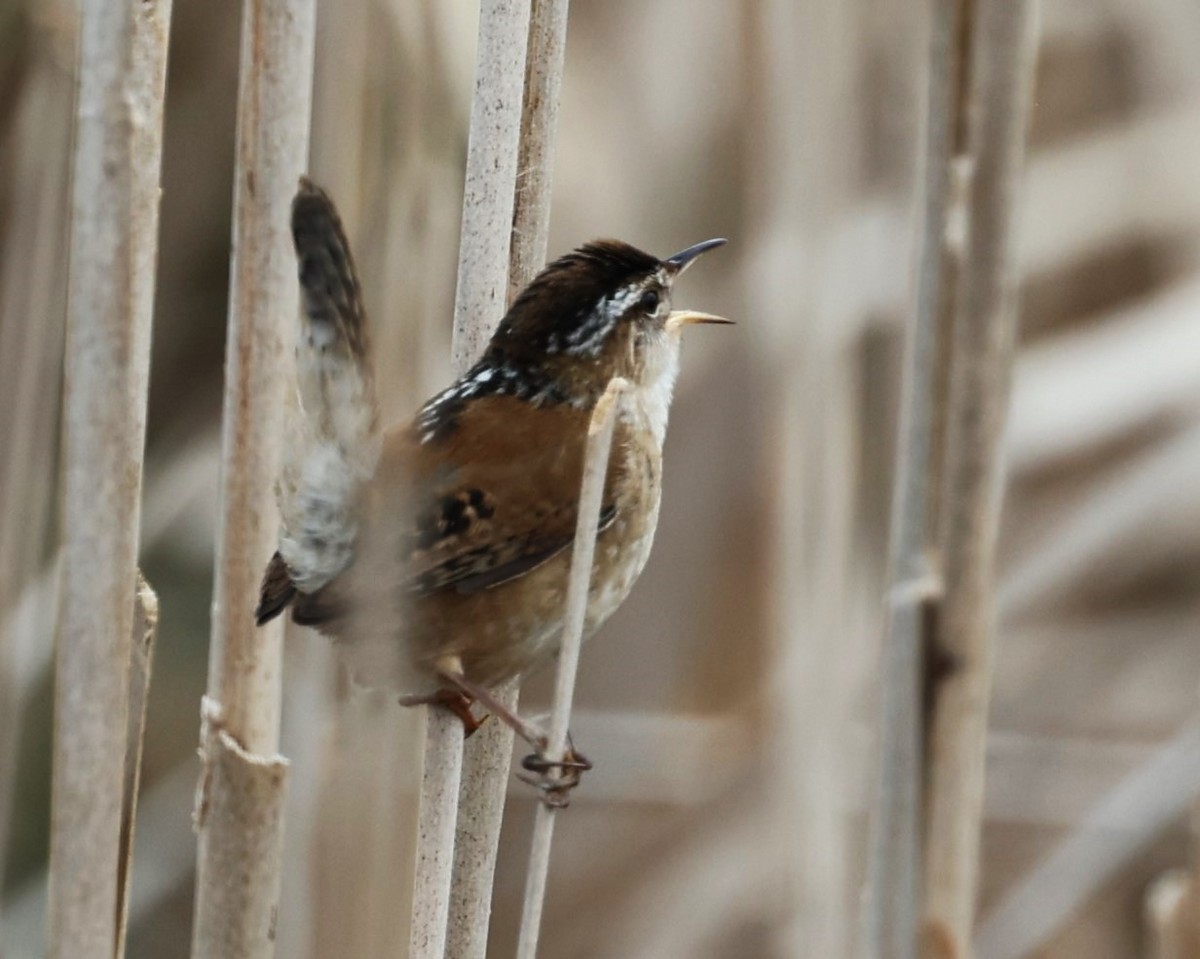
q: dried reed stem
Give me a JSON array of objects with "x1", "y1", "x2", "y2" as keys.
[
  {"x1": 191, "y1": 0, "x2": 315, "y2": 956},
  {"x1": 447, "y1": 686, "x2": 518, "y2": 959},
  {"x1": 193, "y1": 699, "x2": 290, "y2": 959},
  {"x1": 48, "y1": 2, "x2": 171, "y2": 955},
  {"x1": 515, "y1": 377, "x2": 628, "y2": 959},
  {"x1": 507, "y1": 0, "x2": 571, "y2": 303},
  {"x1": 409, "y1": 2, "x2": 531, "y2": 956},
  {"x1": 864, "y1": 2, "x2": 969, "y2": 956},
  {"x1": 449, "y1": 0, "x2": 534, "y2": 372},
  {"x1": 448, "y1": 3, "x2": 569, "y2": 954},
  {"x1": 410, "y1": 708, "x2": 466, "y2": 959},
  {"x1": 921, "y1": 1, "x2": 1039, "y2": 954},
  {"x1": 114, "y1": 575, "x2": 159, "y2": 959}
]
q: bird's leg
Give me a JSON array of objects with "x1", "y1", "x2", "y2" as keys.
[
  {"x1": 435, "y1": 658, "x2": 592, "y2": 803},
  {"x1": 435, "y1": 662, "x2": 546, "y2": 748},
  {"x1": 397, "y1": 689, "x2": 488, "y2": 738}
]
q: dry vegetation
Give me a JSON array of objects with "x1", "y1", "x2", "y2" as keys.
[{"x1": 2, "y1": 0, "x2": 1200, "y2": 957}]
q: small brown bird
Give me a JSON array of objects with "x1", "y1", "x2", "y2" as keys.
[{"x1": 258, "y1": 179, "x2": 727, "y2": 782}]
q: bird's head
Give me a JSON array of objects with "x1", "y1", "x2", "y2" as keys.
[{"x1": 484, "y1": 237, "x2": 729, "y2": 406}]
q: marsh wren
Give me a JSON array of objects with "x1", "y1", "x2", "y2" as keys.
[{"x1": 258, "y1": 179, "x2": 727, "y2": 786}]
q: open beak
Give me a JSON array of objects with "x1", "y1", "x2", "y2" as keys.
[
  {"x1": 664, "y1": 237, "x2": 727, "y2": 276},
  {"x1": 666, "y1": 310, "x2": 733, "y2": 333}
]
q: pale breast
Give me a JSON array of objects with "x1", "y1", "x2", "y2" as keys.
[{"x1": 584, "y1": 423, "x2": 662, "y2": 634}]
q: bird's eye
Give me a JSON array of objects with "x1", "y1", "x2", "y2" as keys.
[{"x1": 638, "y1": 290, "x2": 661, "y2": 313}]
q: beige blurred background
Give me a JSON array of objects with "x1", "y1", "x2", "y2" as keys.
[{"x1": 2, "y1": 1, "x2": 1200, "y2": 956}]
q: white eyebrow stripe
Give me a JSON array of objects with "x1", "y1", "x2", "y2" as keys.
[{"x1": 560, "y1": 281, "x2": 650, "y2": 356}]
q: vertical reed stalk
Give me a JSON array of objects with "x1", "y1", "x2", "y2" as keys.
[
  {"x1": 115, "y1": 575, "x2": 159, "y2": 959},
  {"x1": 446, "y1": 696, "x2": 516, "y2": 958},
  {"x1": 865, "y1": 2, "x2": 970, "y2": 956},
  {"x1": 449, "y1": 0, "x2": 534, "y2": 373},
  {"x1": 515, "y1": 378, "x2": 628, "y2": 959},
  {"x1": 191, "y1": 1, "x2": 316, "y2": 956},
  {"x1": 921, "y1": 1, "x2": 1038, "y2": 955},
  {"x1": 447, "y1": 3, "x2": 570, "y2": 955},
  {"x1": 409, "y1": 708, "x2": 464, "y2": 959},
  {"x1": 507, "y1": 0, "x2": 571, "y2": 302},
  {"x1": 48, "y1": 1, "x2": 171, "y2": 955},
  {"x1": 411, "y1": 2, "x2": 531, "y2": 956}
]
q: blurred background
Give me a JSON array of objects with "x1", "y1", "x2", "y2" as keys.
[{"x1": 2, "y1": 0, "x2": 1200, "y2": 956}]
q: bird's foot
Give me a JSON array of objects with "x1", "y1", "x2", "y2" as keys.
[
  {"x1": 518, "y1": 738, "x2": 593, "y2": 808},
  {"x1": 397, "y1": 689, "x2": 489, "y2": 738},
  {"x1": 432, "y1": 660, "x2": 592, "y2": 805}
]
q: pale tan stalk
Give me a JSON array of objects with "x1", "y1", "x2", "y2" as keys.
[
  {"x1": 448, "y1": 3, "x2": 570, "y2": 954},
  {"x1": 115, "y1": 576, "x2": 159, "y2": 959},
  {"x1": 864, "y1": 2, "x2": 970, "y2": 955},
  {"x1": 448, "y1": 0, "x2": 533, "y2": 372},
  {"x1": 920, "y1": 1, "x2": 1039, "y2": 955},
  {"x1": 47, "y1": 1, "x2": 171, "y2": 956},
  {"x1": 410, "y1": 2, "x2": 532, "y2": 956},
  {"x1": 190, "y1": 1, "x2": 315, "y2": 957},
  {"x1": 507, "y1": 0, "x2": 571, "y2": 303},
  {"x1": 193, "y1": 699, "x2": 290, "y2": 959},
  {"x1": 447, "y1": 686, "x2": 519, "y2": 958},
  {"x1": 409, "y1": 708, "x2": 466, "y2": 959},
  {"x1": 515, "y1": 378, "x2": 628, "y2": 959}
]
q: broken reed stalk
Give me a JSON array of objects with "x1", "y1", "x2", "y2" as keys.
[
  {"x1": 515, "y1": 378, "x2": 628, "y2": 959},
  {"x1": 115, "y1": 576, "x2": 159, "y2": 959},
  {"x1": 864, "y1": 1, "x2": 970, "y2": 956},
  {"x1": 412, "y1": 2, "x2": 532, "y2": 957},
  {"x1": 190, "y1": 1, "x2": 315, "y2": 957},
  {"x1": 47, "y1": 2, "x2": 171, "y2": 957},
  {"x1": 447, "y1": 2, "x2": 571, "y2": 956},
  {"x1": 920, "y1": 1, "x2": 1038, "y2": 954}
]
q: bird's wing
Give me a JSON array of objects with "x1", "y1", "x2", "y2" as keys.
[{"x1": 384, "y1": 394, "x2": 617, "y2": 597}]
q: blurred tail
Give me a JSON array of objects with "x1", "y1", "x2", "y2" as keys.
[
  {"x1": 269, "y1": 179, "x2": 381, "y2": 607},
  {"x1": 290, "y1": 177, "x2": 379, "y2": 452}
]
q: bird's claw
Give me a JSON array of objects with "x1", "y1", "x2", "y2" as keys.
[
  {"x1": 440, "y1": 692, "x2": 489, "y2": 738},
  {"x1": 400, "y1": 689, "x2": 490, "y2": 738},
  {"x1": 518, "y1": 746, "x2": 593, "y2": 808}
]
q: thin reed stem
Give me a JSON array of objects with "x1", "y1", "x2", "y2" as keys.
[
  {"x1": 507, "y1": 0, "x2": 571, "y2": 303},
  {"x1": 515, "y1": 378, "x2": 628, "y2": 959},
  {"x1": 412, "y1": 1, "x2": 532, "y2": 956},
  {"x1": 864, "y1": 2, "x2": 970, "y2": 955},
  {"x1": 115, "y1": 576, "x2": 159, "y2": 959},
  {"x1": 921, "y1": 1, "x2": 1039, "y2": 954},
  {"x1": 48, "y1": 2, "x2": 171, "y2": 956},
  {"x1": 448, "y1": 2, "x2": 570, "y2": 954},
  {"x1": 191, "y1": 0, "x2": 316, "y2": 956}
]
